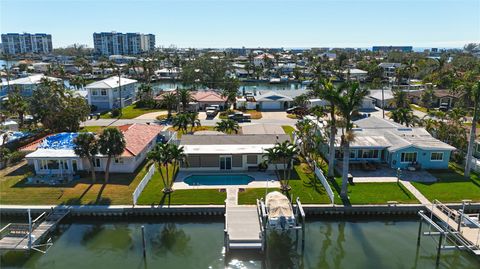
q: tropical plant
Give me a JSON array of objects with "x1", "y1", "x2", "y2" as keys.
[
  {"x1": 336, "y1": 82, "x2": 369, "y2": 198},
  {"x1": 136, "y1": 83, "x2": 155, "y2": 108},
  {"x1": 73, "y1": 132, "x2": 99, "y2": 182},
  {"x1": 4, "y1": 87, "x2": 28, "y2": 128},
  {"x1": 187, "y1": 112, "x2": 201, "y2": 132},
  {"x1": 215, "y1": 119, "x2": 239, "y2": 134},
  {"x1": 178, "y1": 88, "x2": 193, "y2": 112},
  {"x1": 263, "y1": 141, "x2": 299, "y2": 192},
  {"x1": 465, "y1": 81, "x2": 480, "y2": 177},
  {"x1": 161, "y1": 92, "x2": 178, "y2": 119},
  {"x1": 392, "y1": 89, "x2": 410, "y2": 108},
  {"x1": 98, "y1": 128, "x2": 126, "y2": 182},
  {"x1": 147, "y1": 143, "x2": 187, "y2": 193},
  {"x1": 172, "y1": 113, "x2": 190, "y2": 134},
  {"x1": 221, "y1": 77, "x2": 239, "y2": 109},
  {"x1": 390, "y1": 107, "x2": 420, "y2": 127}
]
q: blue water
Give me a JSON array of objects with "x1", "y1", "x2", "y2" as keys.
[{"x1": 184, "y1": 174, "x2": 254, "y2": 186}]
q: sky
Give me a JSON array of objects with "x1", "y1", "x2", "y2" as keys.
[{"x1": 1, "y1": 0, "x2": 479, "y2": 49}]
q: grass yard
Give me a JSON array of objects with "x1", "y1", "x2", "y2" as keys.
[
  {"x1": 136, "y1": 165, "x2": 226, "y2": 205},
  {"x1": 282, "y1": 125, "x2": 295, "y2": 140},
  {"x1": 0, "y1": 162, "x2": 151, "y2": 205},
  {"x1": 237, "y1": 163, "x2": 332, "y2": 204},
  {"x1": 286, "y1": 114, "x2": 298, "y2": 119},
  {"x1": 410, "y1": 104, "x2": 428, "y2": 113},
  {"x1": 412, "y1": 163, "x2": 480, "y2": 203},
  {"x1": 100, "y1": 104, "x2": 165, "y2": 119},
  {"x1": 79, "y1": 126, "x2": 111, "y2": 134},
  {"x1": 167, "y1": 126, "x2": 216, "y2": 138}
]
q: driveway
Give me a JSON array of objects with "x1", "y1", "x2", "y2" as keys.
[
  {"x1": 134, "y1": 111, "x2": 167, "y2": 120},
  {"x1": 242, "y1": 124, "x2": 285, "y2": 135},
  {"x1": 260, "y1": 111, "x2": 288, "y2": 120}
]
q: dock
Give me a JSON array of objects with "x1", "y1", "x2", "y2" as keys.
[
  {"x1": 225, "y1": 205, "x2": 263, "y2": 251},
  {"x1": 0, "y1": 209, "x2": 69, "y2": 252},
  {"x1": 418, "y1": 200, "x2": 480, "y2": 262}
]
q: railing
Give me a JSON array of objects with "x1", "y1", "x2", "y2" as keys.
[{"x1": 132, "y1": 164, "x2": 156, "y2": 205}]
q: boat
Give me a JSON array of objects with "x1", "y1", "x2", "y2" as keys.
[
  {"x1": 269, "y1": 78, "x2": 281, "y2": 84},
  {"x1": 265, "y1": 191, "x2": 296, "y2": 230}
]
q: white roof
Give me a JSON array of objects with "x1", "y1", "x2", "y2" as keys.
[
  {"x1": 255, "y1": 91, "x2": 293, "y2": 102},
  {"x1": 85, "y1": 76, "x2": 137, "y2": 89},
  {"x1": 3, "y1": 74, "x2": 60, "y2": 86},
  {"x1": 183, "y1": 144, "x2": 275, "y2": 154},
  {"x1": 369, "y1": 89, "x2": 394, "y2": 100},
  {"x1": 343, "y1": 68, "x2": 367, "y2": 75},
  {"x1": 26, "y1": 149, "x2": 78, "y2": 158}
]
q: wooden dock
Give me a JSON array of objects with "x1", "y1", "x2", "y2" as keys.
[
  {"x1": 0, "y1": 209, "x2": 69, "y2": 251},
  {"x1": 225, "y1": 205, "x2": 263, "y2": 251},
  {"x1": 425, "y1": 201, "x2": 480, "y2": 256}
]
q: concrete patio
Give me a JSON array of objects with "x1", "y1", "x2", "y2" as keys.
[{"x1": 337, "y1": 163, "x2": 438, "y2": 183}]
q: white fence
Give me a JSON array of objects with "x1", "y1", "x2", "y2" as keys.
[
  {"x1": 132, "y1": 164, "x2": 156, "y2": 205},
  {"x1": 471, "y1": 157, "x2": 480, "y2": 173},
  {"x1": 313, "y1": 163, "x2": 335, "y2": 204}
]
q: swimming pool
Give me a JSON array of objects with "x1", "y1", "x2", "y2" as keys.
[{"x1": 184, "y1": 174, "x2": 254, "y2": 186}]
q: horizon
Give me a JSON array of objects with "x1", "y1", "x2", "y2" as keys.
[{"x1": 1, "y1": 0, "x2": 479, "y2": 49}]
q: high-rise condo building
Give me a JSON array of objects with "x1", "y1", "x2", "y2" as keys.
[
  {"x1": 93, "y1": 32, "x2": 155, "y2": 55},
  {"x1": 1, "y1": 33, "x2": 53, "y2": 55}
]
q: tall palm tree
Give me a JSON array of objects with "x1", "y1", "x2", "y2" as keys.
[
  {"x1": 98, "y1": 128, "x2": 126, "y2": 182},
  {"x1": 161, "y1": 92, "x2": 178, "y2": 118},
  {"x1": 5, "y1": 88, "x2": 28, "y2": 128},
  {"x1": 391, "y1": 108, "x2": 420, "y2": 127},
  {"x1": 147, "y1": 143, "x2": 186, "y2": 193},
  {"x1": 178, "y1": 88, "x2": 193, "y2": 112},
  {"x1": 221, "y1": 77, "x2": 239, "y2": 109},
  {"x1": 465, "y1": 81, "x2": 480, "y2": 177},
  {"x1": 392, "y1": 89, "x2": 410, "y2": 108},
  {"x1": 310, "y1": 78, "x2": 342, "y2": 178},
  {"x1": 263, "y1": 141, "x2": 299, "y2": 192},
  {"x1": 215, "y1": 119, "x2": 239, "y2": 134},
  {"x1": 336, "y1": 82, "x2": 369, "y2": 197},
  {"x1": 187, "y1": 112, "x2": 201, "y2": 132},
  {"x1": 73, "y1": 133, "x2": 99, "y2": 182},
  {"x1": 172, "y1": 113, "x2": 190, "y2": 134}
]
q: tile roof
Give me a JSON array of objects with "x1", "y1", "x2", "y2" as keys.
[
  {"x1": 120, "y1": 124, "x2": 164, "y2": 157},
  {"x1": 192, "y1": 91, "x2": 226, "y2": 102}
]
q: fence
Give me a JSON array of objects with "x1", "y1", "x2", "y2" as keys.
[
  {"x1": 471, "y1": 158, "x2": 480, "y2": 173},
  {"x1": 313, "y1": 163, "x2": 335, "y2": 205},
  {"x1": 132, "y1": 164, "x2": 156, "y2": 205}
]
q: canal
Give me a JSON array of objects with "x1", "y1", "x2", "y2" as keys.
[{"x1": 1, "y1": 216, "x2": 479, "y2": 268}]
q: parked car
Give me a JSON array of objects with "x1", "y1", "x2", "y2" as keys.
[
  {"x1": 228, "y1": 112, "x2": 251, "y2": 122},
  {"x1": 205, "y1": 106, "x2": 219, "y2": 118}
]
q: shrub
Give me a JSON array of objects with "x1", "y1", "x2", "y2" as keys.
[
  {"x1": 111, "y1": 108, "x2": 121, "y2": 117},
  {"x1": 8, "y1": 151, "x2": 26, "y2": 164}
]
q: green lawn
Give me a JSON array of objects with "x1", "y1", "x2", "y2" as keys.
[
  {"x1": 79, "y1": 126, "x2": 110, "y2": 134},
  {"x1": 410, "y1": 104, "x2": 428, "y2": 113},
  {"x1": 136, "y1": 165, "x2": 226, "y2": 205},
  {"x1": 412, "y1": 164, "x2": 480, "y2": 203},
  {"x1": 282, "y1": 125, "x2": 295, "y2": 140},
  {"x1": 238, "y1": 163, "x2": 332, "y2": 204},
  {"x1": 0, "y1": 162, "x2": 151, "y2": 205},
  {"x1": 167, "y1": 126, "x2": 216, "y2": 138},
  {"x1": 100, "y1": 104, "x2": 165, "y2": 119}
]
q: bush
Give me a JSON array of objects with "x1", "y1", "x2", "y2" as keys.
[
  {"x1": 111, "y1": 108, "x2": 121, "y2": 117},
  {"x1": 90, "y1": 105, "x2": 98, "y2": 112},
  {"x1": 8, "y1": 151, "x2": 26, "y2": 164}
]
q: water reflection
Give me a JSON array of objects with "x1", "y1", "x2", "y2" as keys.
[
  {"x1": 266, "y1": 231, "x2": 301, "y2": 269},
  {"x1": 150, "y1": 222, "x2": 192, "y2": 257}
]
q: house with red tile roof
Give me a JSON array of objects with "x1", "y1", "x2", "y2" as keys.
[
  {"x1": 25, "y1": 124, "x2": 164, "y2": 176},
  {"x1": 154, "y1": 89, "x2": 227, "y2": 111}
]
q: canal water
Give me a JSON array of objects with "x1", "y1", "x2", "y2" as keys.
[{"x1": 1, "y1": 217, "x2": 479, "y2": 269}]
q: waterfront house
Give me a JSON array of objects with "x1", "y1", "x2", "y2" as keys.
[
  {"x1": 236, "y1": 90, "x2": 295, "y2": 111},
  {"x1": 378, "y1": 63, "x2": 403, "y2": 79},
  {"x1": 24, "y1": 124, "x2": 163, "y2": 177},
  {"x1": 254, "y1": 53, "x2": 275, "y2": 67},
  {"x1": 342, "y1": 68, "x2": 368, "y2": 81},
  {"x1": 407, "y1": 89, "x2": 465, "y2": 110},
  {"x1": 85, "y1": 76, "x2": 137, "y2": 110},
  {"x1": 154, "y1": 89, "x2": 227, "y2": 111},
  {"x1": 180, "y1": 134, "x2": 290, "y2": 171},
  {"x1": 0, "y1": 74, "x2": 61, "y2": 98},
  {"x1": 320, "y1": 117, "x2": 455, "y2": 170}
]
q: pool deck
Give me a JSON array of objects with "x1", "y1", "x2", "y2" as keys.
[{"x1": 173, "y1": 171, "x2": 281, "y2": 190}]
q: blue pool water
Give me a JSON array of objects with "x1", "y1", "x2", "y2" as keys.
[{"x1": 184, "y1": 174, "x2": 254, "y2": 186}]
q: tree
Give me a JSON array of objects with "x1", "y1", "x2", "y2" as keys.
[
  {"x1": 136, "y1": 83, "x2": 154, "y2": 108},
  {"x1": 172, "y1": 113, "x2": 190, "y2": 134},
  {"x1": 390, "y1": 107, "x2": 419, "y2": 127},
  {"x1": 178, "y1": 88, "x2": 193, "y2": 112},
  {"x1": 4, "y1": 87, "x2": 28, "y2": 128},
  {"x1": 187, "y1": 112, "x2": 201, "y2": 132},
  {"x1": 263, "y1": 141, "x2": 299, "y2": 192},
  {"x1": 336, "y1": 82, "x2": 369, "y2": 197},
  {"x1": 392, "y1": 89, "x2": 410, "y2": 108},
  {"x1": 215, "y1": 119, "x2": 239, "y2": 134},
  {"x1": 161, "y1": 92, "x2": 178, "y2": 119},
  {"x1": 465, "y1": 81, "x2": 480, "y2": 177},
  {"x1": 147, "y1": 143, "x2": 186, "y2": 193},
  {"x1": 221, "y1": 77, "x2": 239, "y2": 109},
  {"x1": 310, "y1": 78, "x2": 342, "y2": 178},
  {"x1": 420, "y1": 86, "x2": 435, "y2": 109},
  {"x1": 98, "y1": 128, "x2": 126, "y2": 182},
  {"x1": 73, "y1": 133, "x2": 99, "y2": 182},
  {"x1": 293, "y1": 94, "x2": 309, "y2": 108}
]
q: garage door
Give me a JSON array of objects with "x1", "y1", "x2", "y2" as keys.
[{"x1": 261, "y1": 102, "x2": 282, "y2": 110}]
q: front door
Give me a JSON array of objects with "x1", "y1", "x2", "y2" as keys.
[
  {"x1": 220, "y1": 156, "x2": 232, "y2": 170},
  {"x1": 72, "y1": 160, "x2": 78, "y2": 172}
]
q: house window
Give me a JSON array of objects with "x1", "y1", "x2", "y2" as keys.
[
  {"x1": 401, "y1": 152, "x2": 417, "y2": 163},
  {"x1": 114, "y1": 157, "x2": 124, "y2": 164},
  {"x1": 92, "y1": 90, "x2": 98, "y2": 96},
  {"x1": 101, "y1": 89, "x2": 107, "y2": 96},
  {"x1": 350, "y1": 150, "x2": 356, "y2": 159},
  {"x1": 47, "y1": 160, "x2": 60, "y2": 169},
  {"x1": 358, "y1": 149, "x2": 379, "y2": 159},
  {"x1": 93, "y1": 158, "x2": 101, "y2": 167},
  {"x1": 431, "y1": 152, "x2": 444, "y2": 161}
]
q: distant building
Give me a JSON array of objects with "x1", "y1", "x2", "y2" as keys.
[
  {"x1": 93, "y1": 32, "x2": 155, "y2": 55},
  {"x1": 372, "y1": 46, "x2": 413, "y2": 53},
  {"x1": 1, "y1": 33, "x2": 53, "y2": 55},
  {"x1": 378, "y1": 62, "x2": 403, "y2": 78}
]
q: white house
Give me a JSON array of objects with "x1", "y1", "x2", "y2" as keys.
[
  {"x1": 25, "y1": 124, "x2": 163, "y2": 177},
  {"x1": 254, "y1": 53, "x2": 275, "y2": 67},
  {"x1": 180, "y1": 134, "x2": 290, "y2": 171},
  {"x1": 85, "y1": 76, "x2": 137, "y2": 110},
  {"x1": 343, "y1": 68, "x2": 368, "y2": 81},
  {"x1": 0, "y1": 74, "x2": 61, "y2": 98}
]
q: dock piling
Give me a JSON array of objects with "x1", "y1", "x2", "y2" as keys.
[{"x1": 141, "y1": 225, "x2": 146, "y2": 258}]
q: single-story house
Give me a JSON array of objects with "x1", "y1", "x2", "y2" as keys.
[
  {"x1": 342, "y1": 68, "x2": 368, "y2": 81},
  {"x1": 307, "y1": 97, "x2": 375, "y2": 111},
  {"x1": 85, "y1": 76, "x2": 137, "y2": 110},
  {"x1": 236, "y1": 91, "x2": 294, "y2": 110},
  {"x1": 0, "y1": 74, "x2": 61, "y2": 98},
  {"x1": 368, "y1": 89, "x2": 396, "y2": 109},
  {"x1": 180, "y1": 134, "x2": 290, "y2": 171},
  {"x1": 320, "y1": 117, "x2": 455, "y2": 170},
  {"x1": 154, "y1": 89, "x2": 227, "y2": 111},
  {"x1": 407, "y1": 89, "x2": 465, "y2": 109},
  {"x1": 25, "y1": 124, "x2": 163, "y2": 176}
]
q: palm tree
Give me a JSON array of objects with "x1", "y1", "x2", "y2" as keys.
[
  {"x1": 336, "y1": 82, "x2": 369, "y2": 198},
  {"x1": 147, "y1": 143, "x2": 186, "y2": 193},
  {"x1": 161, "y1": 92, "x2": 178, "y2": 119},
  {"x1": 263, "y1": 141, "x2": 299, "y2": 192},
  {"x1": 310, "y1": 78, "x2": 342, "y2": 178},
  {"x1": 98, "y1": 128, "x2": 126, "y2": 182},
  {"x1": 178, "y1": 88, "x2": 193, "y2": 112},
  {"x1": 221, "y1": 77, "x2": 239, "y2": 109},
  {"x1": 392, "y1": 89, "x2": 410, "y2": 108},
  {"x1": 4, "y1": 88, "x2": 28, "y2": 128},
  {"x1": 465, "y1": 81, "x2": 480, "y2": 177},
  {"x1": 73, "y1": 133, "x2": 99, "y2": 182},
  {"x1": 187, "y1": 112, "x2": 201, "y2": 132},
  {"x1": 390, "y1": 108, "x2": 420, "y2": 127},
  {"x1": 172, "y1": 113, "x2": 190, "y2": 134},
  {"x1": 215, "y1": 119, "x2": 239, "y2": 134}
]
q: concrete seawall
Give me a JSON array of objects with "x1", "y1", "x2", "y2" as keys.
[{"x1": 2, "y1": 203, "x2": 479, "y2": 218}]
